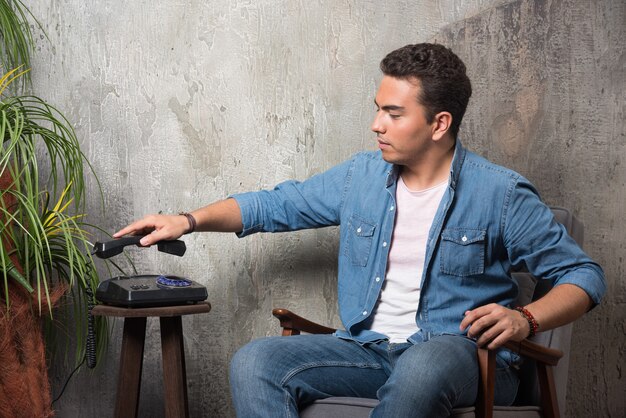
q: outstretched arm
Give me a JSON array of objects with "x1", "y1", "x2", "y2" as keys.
[
  {"x1": 113, "y1": 198, "x2": 243, "y2": 246},
  {"x1": 459, "y1": 283, "x2": 593, "y2": 349}
]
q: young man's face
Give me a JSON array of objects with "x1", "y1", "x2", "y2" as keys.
[{"x1": 371, "y1": 76, "x2": 438, "y2": 167}]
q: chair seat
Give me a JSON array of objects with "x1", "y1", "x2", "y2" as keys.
[{"x1": 301, "y1": 397, "x2": 542, "y2": 418}]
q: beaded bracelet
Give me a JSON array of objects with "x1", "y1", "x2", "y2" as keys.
[
  {"x1": 514, "y1": 306, "x2": 539, "y2": 338},
  {"x1": 179, "y1": 212, "x2": 197, "y2": 234}
]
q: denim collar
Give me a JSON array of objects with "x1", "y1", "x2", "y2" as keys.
[
  {"x1": 385, "y1": 139, "x2": 466, "y2": 190},
  {"x1": 449, "y1": 139, "x2": 466, "y2": 190}
]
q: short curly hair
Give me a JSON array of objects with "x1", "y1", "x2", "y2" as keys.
[{"x1": 380, "y1": 43, "x2": 472, "y2": 139}]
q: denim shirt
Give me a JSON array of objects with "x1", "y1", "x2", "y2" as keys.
[{"x1": 232, "y1": 140, "x2": 606, "y2": 346}]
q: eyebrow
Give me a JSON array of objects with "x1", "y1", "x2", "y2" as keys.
[{"x1": 374, "y1": 99, "x2": 405, "y2": 112}]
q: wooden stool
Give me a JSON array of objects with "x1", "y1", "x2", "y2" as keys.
[{"x1": 92, "y1": 302, "x2": 211, "y2": 418}]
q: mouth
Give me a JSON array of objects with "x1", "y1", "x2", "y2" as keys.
[{"x1": 377, "y1": 138, "x2": 391, "y2": 149}]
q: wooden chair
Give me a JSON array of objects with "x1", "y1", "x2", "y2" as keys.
[{"x1": 272, "y1": 207, "x2": 582, "y2": 418}]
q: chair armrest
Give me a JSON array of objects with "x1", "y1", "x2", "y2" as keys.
[
  {"x1": 503, "y1": 338, "x2": 563, "y2": 366},
  {"x1": 272, "y1": 308, "x2": 337, "y2": 336},
  {"x1": 476, "y1": 337, "x2": 564, "y2": 418}
]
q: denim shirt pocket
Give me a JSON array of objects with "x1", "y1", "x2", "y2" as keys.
[
  {"x1": 440, "y1": 228, "x2": 486, "y2": 276},
  {"x1": 346, "y1": 214, "x2": 376, "y2": 267}
]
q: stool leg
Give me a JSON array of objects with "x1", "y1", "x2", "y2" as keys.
[
  {"x1": 160, "y1": 316, "x2": 189, "y2": 418},
  {"x1": 115, "y1": 317, "x2": 147, "y2": 418}
]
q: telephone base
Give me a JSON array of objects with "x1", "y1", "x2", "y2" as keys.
[{"x1": 96, "y1": 275, "x2": 208, "y2": 308}]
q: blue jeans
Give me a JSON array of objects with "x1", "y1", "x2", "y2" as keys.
[{"x1": 229, "y1": 334, "x2": 519, "y2": 417}]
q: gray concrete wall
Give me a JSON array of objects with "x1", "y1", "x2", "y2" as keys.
[{"x1": 23, "y1": 0, "x2": 623, "y2": 417}]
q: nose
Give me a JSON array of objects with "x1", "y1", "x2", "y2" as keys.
[{"x1": 371, "y1": 111, "x2": 386, "y2": 135}]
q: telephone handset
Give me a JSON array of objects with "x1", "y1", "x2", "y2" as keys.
[{"x1": 92, "y1": 235, "x2": 186, "y2": 259}]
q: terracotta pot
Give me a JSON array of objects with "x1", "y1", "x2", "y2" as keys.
[{"x1": 0, "y1": 285, "x2": 57, "y2": 418}]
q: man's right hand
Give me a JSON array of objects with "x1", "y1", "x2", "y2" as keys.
[
  {"x1": 113, "y1": 214, "x2": 190, "y2": 247},
  {"x1": 113, "y1": 198, "x2": 244, "y2": 246}
]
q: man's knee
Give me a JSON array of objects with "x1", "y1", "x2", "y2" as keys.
[{"x1": 229, "y1": 336, "x2": 281, "y2": 384}]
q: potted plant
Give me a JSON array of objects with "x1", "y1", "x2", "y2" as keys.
[{"x1": 0, "y1": 1, "x2": 106, "y2": 416}]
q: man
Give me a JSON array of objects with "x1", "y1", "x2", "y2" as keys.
[{"x1": 115, "y1": 43, "x2": 605, "y2": 417}]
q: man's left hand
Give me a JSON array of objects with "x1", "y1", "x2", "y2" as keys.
[{"x1": 459, "y1": 304, "x2": 530, "y2": 349}]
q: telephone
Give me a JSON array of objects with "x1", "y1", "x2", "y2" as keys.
[{"x1": 92, "y1": 235, "x2": 208, "y2": 308}]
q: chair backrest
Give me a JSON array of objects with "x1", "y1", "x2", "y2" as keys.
[{"x1": 511, "y1": 206, "x2": 583, "y2": 412}]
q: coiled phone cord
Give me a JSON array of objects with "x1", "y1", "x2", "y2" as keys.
[
  {"x1": 85, "y1": 285, "x2": 97, "y2": 369},
  {"x1": 52, "y1": 285, "x2": 97, "y2": 404}
]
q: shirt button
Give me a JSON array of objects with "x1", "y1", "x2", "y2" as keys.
[
  {"x1": 375, "y1": 277, "x2": 381, "y2": 282},
  {"x1": 389, "y1": 206, "x2": 395, "y2": 211},
  {"x1": 462, "y1": 235, "x2": 468, "y2": 242},
  {"x1": 362, "y1": 311, "x2": 368, "y2": 316},
  {"x1": 383, "y1": 242, "x2": 388, "y2": 247},
  {"x1": 357, "y1": 227, "x2": 362, "y2": 233}
]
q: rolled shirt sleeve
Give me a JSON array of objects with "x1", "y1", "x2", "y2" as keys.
[{"x1": 503, "y1": 178, "x2": 606, "y2": 306}]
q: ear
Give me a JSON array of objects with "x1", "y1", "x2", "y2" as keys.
[{"x1": 431, "y1": 111, "x2": 453, "y2": 141}]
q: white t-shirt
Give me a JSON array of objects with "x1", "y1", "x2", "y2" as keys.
[{"x1": 367, "y1": 176, "x2": 448, "y2": 343}]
